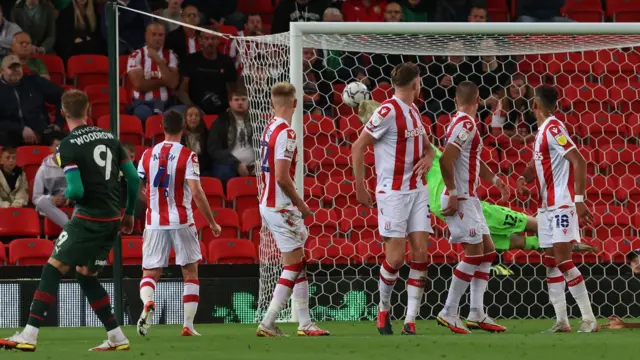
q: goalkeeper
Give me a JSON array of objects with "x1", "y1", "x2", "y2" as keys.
[{"x1": 358, "y1": 100, "x2": 594, "y2": 253}]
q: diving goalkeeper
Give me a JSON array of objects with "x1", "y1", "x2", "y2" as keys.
[{"x1": 357, "y1": 100, "x2": 594, "y2": 253}]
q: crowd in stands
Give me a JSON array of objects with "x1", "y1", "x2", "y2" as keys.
[{"x1": 1, "y1": 0, "x2": 640, "y2": 265}]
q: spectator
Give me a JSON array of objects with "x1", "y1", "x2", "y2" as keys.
[
  {"x1": 435, "y1": 0, "x2": 473, "y2": 22},
  {"x1": 11, "y1": 0, "x2": 56, "y2": 53},
  {"x1": 165, "y1": 4, "x2": 200, "y2": 65},
  {"x1": 0, "y1": 147, "x2": 29, "y2": 208},
  {"x1": 55, "y1": 0, "x2": 103, "y2": 63},
  {"x1": 270, "y1": 0, "x2": 328, "y2": 34},
  {"x1": 302, "y1": 47, "x2": 333, "y2": 116},
  {"x1": 0, "y1": 7, "x2": 22, "y2": 58},
  {"x1": 517, "y1": 0, "x2": 570, "y2": 22},
  {"x1": 101, "y1": 0, "x2": 151, "y2": 55},
  {"x1": 32, "y1": 132, "x2": 71, "y2": 228},
  {"x1": 207, "y1": 88, "x2": 254, "y2": 187},
  {"x1": 401, "y1": 0, "x2": 429, "y2": 22},
  {"x1": 469, "y1": 39, "x2": 511, "y2": 110},
  {"x1": 316, "y1": 8, "x2": 368, "y2": 85},
  {"x1": 127, "y1": 22, "x2": 180, "y2": 123},
  {"x1": 383, "y1": 2, "x2": 402, "y2": 22},
  {"x1": 229, "y1": 12, "x2": 263, "y2": 73},
  {"x1": 177, "y1": 30, "x2": 236, "y2": 115},
  {"x1": 491, "y1": 74, "x2": 537, "y2": 143},
  {"x1": 342, "y1": 0, "x2": 387, "y2": 22},
  {"x1": 181, "y1": 105, "x2": 211, "y2": 175},
  {"x1": 11, "y1": 31, "x2": 49, "y2": 79},
  {"x1": 0, "y1": 54, "x2": 63, "y2": 147},
  {"x1": 468, "y1": 3, "x2": 488, "y2": 22},
  {"x1": 159, "y1": 0, "x2": 183, "y2": 32}
]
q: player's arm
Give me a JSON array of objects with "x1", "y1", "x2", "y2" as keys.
[
  {"x1": 351, "y1": 131, "x2": 375, "y2": 194},
  {"x1": 155, "y1": 51, "x2": 179, "y2": 89},
  {"x1": 64, "y1": 168, "x2": 84, "y2": 200},
  {"x1": 413, "y1": 132, "x2": 436, "y2": 176},
  {"x1": 188, "y1": 179, "x2": 220, "y2": 230},
  {"x1": 275, "y1": 158, "x2": 309, "y2": 215},
  {"x1": 565, "y1": 148, "x2": 587, "y2": 202},
  {"x1": 121, "y1": 160, "x2": 141, "y2": 216},
  {"x1": 439, "y1": 143, "x2": 461, "y2": 197}
]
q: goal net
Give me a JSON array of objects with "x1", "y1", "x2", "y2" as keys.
[{"x1": 236, "y1": 22, "x2": 640, "y2": 322}]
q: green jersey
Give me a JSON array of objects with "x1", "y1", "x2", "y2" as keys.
[
  {"x1": 426, "y1": 145, "x2": 446, "y2": 219},
  {"x1": 57, "y1": 125, "x2": 129, "y2": 220}
]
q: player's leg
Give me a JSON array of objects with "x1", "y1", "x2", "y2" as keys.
[
  {"x1": 552, "y1": 208, "x2": 597, "y2": 332},
  {"x1": 402, "y1": 189, "x2": 432, "y2": 335},
  {"x1": 0, "y1": 256, "x2": 70, "y2": 352},
  {"x1": 137, "y1": 228, "x2": 171, "y2": 336},
  {"x1": 174, "y1": 226, "x2": 204, "y2": 336}
]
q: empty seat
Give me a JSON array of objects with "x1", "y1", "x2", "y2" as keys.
[
  {"x1": 305, "y1": 145, "x2": 352, "y2": 183},
  {"x1": 428, "y1": 238, "x2": 460, "y2": 264},
  {"x1": 355, "y1": 238, "x2": 385, "y2": 264},
  {"x1": 305, "y1": 237, "x2": 356, "y2": 264},
  {"x1": 580, "y1": 112, "x2": 628, "y2": 147},
  {"x1": 600, "y1": 144, "x2": 640, "y2": 175},
  {"x1": 241, "y1": 207, "x2": 262, "y2": 252},
  {"x1": 0, "y1": 208, "x2": 41, "y2": 238},
  {"x1": 561, "y1": 83, "x2": 612, "y2": 114},
  {"x1": 226, "y1": 177, "x2": 258, "y2": 216},
  {"x1": 0, "y1": 243, "x2": 6, "y2": 265},
  {"x1": 601, "y1": 237, "x2": 640, "y2": 262},
  {"x1": 195, "y1": 208, "x2": 240, "y2": 242},
  {"x1": 145, "y1": 115, "x2": 165, "y2": 145},
  {"x1": 67, "y1": 55, "x2": 109, "y2": 90},
  {"x1": 17, "y1": 146, "x2": 51, "y2": 182},
  {"x1": 97, "y1": 115, "x2": 144, "y2": 145},
  {"x1": 563, "y1": 0, "x2": 604, "y2": 22},
  {"x1": 587, "y1": 205, "x2": 634, "y2": 239},
  {"x1": 304, "y1": 177, "x2": 324, "y2": 208},
  {"x1": 586, "y1": 174, "x2": 617, "y2": 206},
  {"x1": 208, "y1": 238, "x2": 257, "y2": 264},
  {"x1": 117, "y1": 236, "x2": 143, "y2": 265},
  {"x1": 41, "y1": 55, "x2": 65, "y2": 85},
  {"x1": 607, "y1": 0, "x2": 640, "y2": 21},
  {"x1": 43, "y1": 208, "x2": 74, "y2": 238},
  {"x1": 304, "y1": 114, "x2": 335, "y2": 149},
  {"x1": 503, "y1": 250, "x2": 544, "y2": 264},
  {"x1": 337, "y1": 115, "x2": 363, "y2": 144},
  {"x1": 9, "y1": 238, "x2": 53, "y2": 265},
  {"x1": 339, "y1": 206, "x2": 378, "y2": 243},
  {"x1": 305, "y1": 208, "x2": 338, "y2": 240},
  {"x1": 200, "y1": 177, "x2": 225, "y2": 207},
  {"x1": 323, "y1": 177, "x2": 358, "y2": 208}
]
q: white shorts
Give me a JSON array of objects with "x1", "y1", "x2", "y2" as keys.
[
  {"x1": 142, "y1": 225, "x2": 201, "y2": 269},
  {"x1": 260, "y1": 207, "x2": 308, "y2": 253},
  {"x1": 441, "y1": 196, "x2": 489, "y2": 245},
  {"x1": 376, "y1": 189, "x2": 433, "y2": 238},
  {"x1": 538, "y1": 206, "x2": 581, "y2": 249}
]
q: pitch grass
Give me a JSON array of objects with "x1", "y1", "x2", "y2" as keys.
[{"x1": 2, "y1": 319, "x2": 636, "y2": 360}]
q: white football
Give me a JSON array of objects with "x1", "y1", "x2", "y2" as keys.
[{"x1": 342, "y1": 81, "x2": 371, "y2": 108}]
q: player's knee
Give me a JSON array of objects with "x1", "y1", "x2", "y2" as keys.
[
  {"x1": 48, "y1": 257, "x2": 70, "y2": 274},
  {"x1": 463, "y1": 242, "x2": 484, "y2": 256},
  {"x1": 75, "y1": 266, "x2": 98, "y2": 277}
]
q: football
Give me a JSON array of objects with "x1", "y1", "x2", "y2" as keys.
[{"x1": 342, "y1": 81, "x2": 371, "y2": 108}]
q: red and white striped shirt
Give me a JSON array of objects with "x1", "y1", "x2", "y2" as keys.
[
  {"x1": 444, "y1": 112, "x2": 482, "y2": 198},
  {"x1": 533, "y1": 116, "x2": 576, "y2": 210},
  {"x1": 138, "y1": 141, "x2": 200, "y2": 229},
  {"x1": 364, "y1": 96, "x2": 426, "y2": 193},
  {"x1": 259, "y1": 117, "x2": 297, "y2": 209},
  {"x1": 127, "y1": 46, "x2": 178, "y2": 101},
  {"x1": 185, "y1": 30, "x2": 200, "y2": 54}
]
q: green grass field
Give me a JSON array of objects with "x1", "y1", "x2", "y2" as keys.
[{"x1": 2, "y1": 320, "x2": 635, "y2": 360}]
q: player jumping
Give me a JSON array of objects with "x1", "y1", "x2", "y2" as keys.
[
  {"x1": 517, "y1": 85, "x2": 598, "y2": 333},
  {"x1": 352, "y1": 62, "x2": 435, "y2": 336},
  {"x1": 136, "y1": 110, "x2": 222, "y2": 337},
  {"x1": 437, "y1": 81, "x2": 509, "y2": 334},
  {"x1": 256, "y1": 82, "x2": 329, "y2": 337},
  {"x1": 0, "y1": 90, "x2": 140, "y2": 352}
]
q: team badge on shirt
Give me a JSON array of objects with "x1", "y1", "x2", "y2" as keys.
[
  {"x1": 550, "y1": 126, "x2": 568, "y2": 146},
  {"x1": 191, "y1": 153, "x2": 200, "y2": 176}
]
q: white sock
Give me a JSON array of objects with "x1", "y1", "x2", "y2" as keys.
[
  {"x1": 559, "y1": 260, "x2": 595, "y2": 321},
  {"x1": 546, "y1": 266, "x2": 568, "y2": 324},
  {"x1": 378, "y1": 260, "x2": 399, "y2": 312},
  {"x1": 183, "y1": 279, "x2": 200, "y2": 329},
  {"x1": 107, "y1": 327, "x2": 127, "y2": 343},
  {"x1": 443, "y1": 256, "x2": 481, "y2": 316},
  {"x1": 139, "y1": 276, "x2": 156, "y2": 305},
  {"x1": 469, "y1": 253, "x2": 495, "y2": 319},
  {"x1": 262, "y1": 262, "x2": 302, "y2": 327},
  {"x1": 405, "y1": 262, "x2": 427, "y2": 324},
  {"x1": 293, "y1": 274, "x2": 312, "y2": 328},
  {"x1": 22, "y1": 324, "x2": 39, "y2": 341}
]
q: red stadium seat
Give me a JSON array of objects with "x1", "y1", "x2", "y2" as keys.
[
  {"x1": 195, "y1": 208, "x2": 240, "y2": 243},
  {"x1": 304, "y1": 177, "x2": 324, "y2": 208},
  {"x1": 356, "y1": 238, "x2": 385, "y2": 264},
  {"x1": 601, "y1": 237, "x2": 640, "y2": 263},
  {"x1": 305, "y1": 145, "x2": 352, "y2": 183},
  {"x1": 145, "y1": 115, "x2": 165, "y2": 145},
  {"x1": 304, "y1": 114, "x2": 336, "y2": 149},
  {"x1": 17, "y1": 146, "x2": 51, "y2": 182},
  {"x1": 617, "y1": 174, "x2": 640, "y2": 213},
  {"x1": 503, "y1": 250, "x2": 544, "y2": 264},
  {"x1": 332, "y1": 84, "x2": 357, "y2": 118},
  {"x1": 43, "y1": 208, "x2": 74, "y2": 238},
  {"x1": 85, "y1": 85, "x2": 129, "y2": 104},
  {"x1": 578, "y1": 145, "x2": 600, "y2": 175},
  {"x1": 563, "y1": 0, "x2": 604, "y2": 22},
  {"x1": 600, "y1": 144, "x2": 640, "y2": 175},
  {"x1": 305, "y1": 208, "x2": 338, "y2": 240},
  {"x1": 67, "y1": 55, "x2": 110, "y2": 90},
  {"x1": 241, "y1": 207, "x2": 262, "y2": 252},
  {"x1": 306, "y1": 237, "x2": 356, "y2": 264},
  {"x1": 580, "y1": 113, "x2": 628, "y2": 147},
  {"x1": 561, "y1": 83, "x2": 612, "y2": 114},
  {"x1": 586, "y1": 205, "x2": 634, "y2": 239},
  {"x1": 339, "y1": 206, "x2": 378, "y2": 243},
  {"x1": 96, "y1": 115, "x2": 144, "y2": 145},
  {"x1": 208, "y1": 238, "x2": 257, "y2": 264},
  {"x1": 481, "y1": 146, "x2": 500, "y2": 174},
  {"x1": 323, "y1": 177, "x2": 359, "y2": 208},
  {"x1": 626, "y1": 113, "x2": 640, "y2": 138},
  {"x1": 0, "y1": 208, "x2": 41, "y2": 238},
  {"x1": 133, "y1": 146, "x2": 149, "y2": 163},
  {"x1": 428, "y1": 238, "x2": 460, "y2": 264},
  {"x1": 586, "y1": 175, "x2": 617, "y2": 206},
  {"x1": 203, "y1": 115, "x2": 218, "y2": 129},
  {"x1": 200, "y1": 177, "x2": 225, "y2": 207},
  {"x1": 226, "y1": 177, "x2": 258, "y2": 216},
  {"x1": 371, "y1": 83, "x2": 393, "y2": 103},
  {"x1": 435, "y1": 114, "x2": 452, "y2": 143},
  {"x1": 547, "y1": 52, "x2": 594, "y2": 87},
  {"x1": 9, "y1": 238, "x2": 53, "y2": 265},
  {"x1": 114, "y1": 236, "x2": 143, "y2": 265},
  {"x1": 337, "y1": 115, "x2": 363, "y2": 144},
  {"x1": 607, "y1": 0, "x2": 640, "y2": 21},
  {"x1": 89, "y1": 100, "x2": 127, "y2": 121},
  {"x1": 501, "y1": 146, "x2": 533, "y2": 175},
  {"x1": 41, "y1": 55, "x2": 66, "y2": 85},
  {"x1": 0, "y1": 243, "x2": 6, "y2": 265}
]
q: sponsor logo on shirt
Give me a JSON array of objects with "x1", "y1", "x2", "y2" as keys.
[
  {"x1": 534, "y1": 151, "x2": 543, "y2": 161},
  {"x1": 404, "y1": 126, "x2": 426, "y2": 138}
]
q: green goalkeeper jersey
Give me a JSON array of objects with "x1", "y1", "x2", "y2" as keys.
[{"x1": 426, "y1": 144, "x2": 446, "y2": 219}]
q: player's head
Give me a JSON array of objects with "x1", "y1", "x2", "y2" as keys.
[
  {"x1": 61, "y1": 89, "x2": 89, "y2": 124},
  {"x1": 533, "y1": 85, "x2": 558, "y2": 114},
  {"x1": 391, "y1": 62, "x2": 421, "y2": 99},
  {"x1": 628, "y1": 250, "x2": 640, "y2": 275},
  {"x1": 454, "y1": 81, "x2": 479, "y2": 111},
  {"x1": 271, "y1": 82, "x2": 297, "y2": 121},
  {"x1": 162, "y1": 109, "x2": 186, "y2": 137},
  {"x1": 0, "y1": 147, "x2": 17, "y2": 172}
]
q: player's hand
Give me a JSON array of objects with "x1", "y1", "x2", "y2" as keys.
[
  {"x1": 516, "y1": 176, "x2": 530, "y2": 196},
  {"x1": 237, "y1": 163, "x2": 250, "y2": 177},
  {"x1": 601, "y1": 316, "x2": 626, "y2": 329},
  {"x1": 495, "y1": 177, "x2": 510, "y2": 202},
  {"x1": 440, "y1": 75, "x2": 453, "y2": 88},
  {"x1": 22, "y1": 126, "x2": 38, "y2": 144},
  {"x1": 209, "y1": 222, "x2": 221, "y2": 237},
  {"x1": 576, "y1": 202, "x2": 594, "y2": 227},
  {"x1": 298, "y1": 204, "x2": 313, "y2": 219},
  {"x1": 146, "y1": 48, "x2": 163, "y2": 63},
  {"x1": 356, "y1": 186, "x2": 373, "y2": 208},
  {"x1": 52, "y1": 194, "x2": 66, "y2": 206},
  {"x1": 413, "y1": 153, "x2": 434, "y2": 177},
  {"x1": 442, "y1": 195, "x2": 458, "y2": 217},
  {"x1": 121, "y1": 214, "x2": 135, "y2": 235}
]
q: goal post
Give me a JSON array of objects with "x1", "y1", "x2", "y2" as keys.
[{"x1": 238, "y1": 22, "x2": 640, "y2": 323}]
